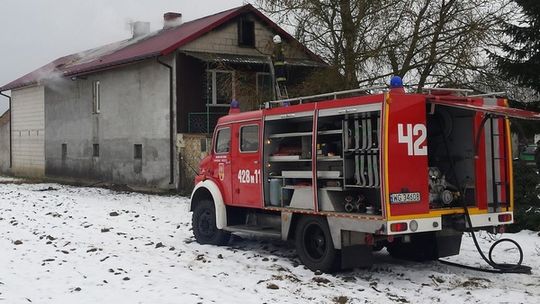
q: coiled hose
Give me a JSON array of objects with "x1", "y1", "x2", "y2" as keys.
[{"x1": 439, "y1": 206, "x2": 532, "y2": 274}]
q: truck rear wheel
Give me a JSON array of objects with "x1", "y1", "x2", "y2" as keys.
[
  {"x1": 295, "y1": 216, "x2": 340, "y2": 273},
  {"x1": 192, "y1": 199, "x2": 230, "y2": 245}
]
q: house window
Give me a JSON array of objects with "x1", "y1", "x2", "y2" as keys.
[
  {"x1": 207, "y1": 70, "x2": 234, "y2": 106},
  {"x1": 92, "y1": 80, "x2": 101, "y2": 114},
  {"x1": 238, "y1": 18, "x2": 255, "y2": 47},
  {"x1": 134, "y1": 144, "x2": 143, "y2": 160},
  {"x1": 61, "y1": 144, "x2": 67, "y2": 160},
  {"x1": 93, "y1": 144, "x2": 100, "y2": 157},
  {"x1": 256, "y1": 72, "x2": 273, "y2": 102},
  {"x1": 214, "y1": 128, "x2": 231, "y2": 154},
  {"x1": 240, "y1": 125, "x2": 259, "y2": 152}
]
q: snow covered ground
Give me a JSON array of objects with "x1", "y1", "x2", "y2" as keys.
[
  {"x1": 0, "y1": 181, "x2": 539, "y2": 304},
  {"x1": 0, "y1": 176, "x2": 21, "y2": 183}
]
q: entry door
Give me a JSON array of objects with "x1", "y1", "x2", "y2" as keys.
[
  {"x1": 213, "y1": 126, "x2": 233, "y2": 204},
  {"x1": 232, "y1": 122, "x2": 262, "y2": 208}
]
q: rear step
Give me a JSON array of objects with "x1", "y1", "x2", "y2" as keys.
[{"x1": 223, "y1": 225, "x2": 281, "y2": 238}]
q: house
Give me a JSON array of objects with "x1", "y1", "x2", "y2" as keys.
[{"x1": 0, "y1": 4, "x2": 325, "y2": 192}]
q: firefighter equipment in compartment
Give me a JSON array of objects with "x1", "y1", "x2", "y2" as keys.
[{"x1": 263, "y1": 105, "x2": 382, "y2": 215}]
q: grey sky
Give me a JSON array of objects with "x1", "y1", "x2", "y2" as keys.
[{"x1": 0, "y1": 0, "x2": 249, "y2": 114}]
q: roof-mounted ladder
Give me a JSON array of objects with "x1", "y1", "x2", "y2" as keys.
[
  {"x1": 420, "y1": 87, "x2": 507, "y2": 99},
  {"x1": 468, "y1": 92, "x2": 507, "y2": 98},
  {"x1": 264, "y1": 85, "x2": 387, "y2": 109},
  {"x1": 419, "y1": 87, "x2": 474, "y2": 96}
]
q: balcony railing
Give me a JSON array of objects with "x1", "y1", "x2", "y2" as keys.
[{"x1": 187, "y1": 112, "x2": 228, "y2": 133}]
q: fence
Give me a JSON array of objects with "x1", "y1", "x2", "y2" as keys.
[{"x1": 187, "y1": 112, "x2": 228, "y2": 133}]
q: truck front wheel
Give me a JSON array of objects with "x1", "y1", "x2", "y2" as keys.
[
  {"x1": 295, "y1": 216, "x2": 340, "y2": 273},
  {"x1": 192, "y1": 199, "x2": 230, "y2": 245}
]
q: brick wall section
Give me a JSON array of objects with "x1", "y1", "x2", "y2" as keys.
[{"x1": 177, "y1": 133, "x2": 211, "y2": 194}]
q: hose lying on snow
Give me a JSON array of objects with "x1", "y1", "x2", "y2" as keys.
[{"x1": 439, "y1": 206, "x2": 532, "y2": 274}]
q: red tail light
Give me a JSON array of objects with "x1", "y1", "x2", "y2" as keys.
[
  {"x1": 390, "y1": 222, "x2": 408, "y2": 232},
  {"x1": 498, "y1": 213, "x2": 512, "y2": 222}
]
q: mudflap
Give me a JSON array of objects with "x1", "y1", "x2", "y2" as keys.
[
  {"x1": 435, "y1": 229, "x2": 463, "y2": 258},
  {"x1": 388, "y1": 230, "x2": 463, "y2": 261},
  {"x1": 341, "y1": 245, "x2": 374, "y2": 269}
]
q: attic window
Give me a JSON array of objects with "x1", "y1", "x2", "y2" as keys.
[{"x1": 238, "y1": 18, "x2": 255, "y2": 47}]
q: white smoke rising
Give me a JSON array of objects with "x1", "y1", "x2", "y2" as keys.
[{"x1": 35, "y1": 69, "x2": 71, "y2": 93}]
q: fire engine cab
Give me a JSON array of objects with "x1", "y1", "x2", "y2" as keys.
[{"x1": 190, "y1": 78, "x2": 540, "y2": 272}]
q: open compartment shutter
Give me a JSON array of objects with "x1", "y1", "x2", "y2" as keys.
[{"x1": 428, "y1": 99, "x2": 540, "y2": 120}]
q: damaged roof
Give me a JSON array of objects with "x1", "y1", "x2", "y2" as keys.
[{"x1": 1, "y1": 4, "x2": 323, "y2": 92}]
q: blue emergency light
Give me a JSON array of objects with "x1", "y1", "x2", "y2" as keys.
[{"x1": 390, "y1": 76, "x2": 403, "y2": 88}]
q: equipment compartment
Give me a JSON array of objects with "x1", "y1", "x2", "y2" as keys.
[
  {"x1": 316, "y1": 108, "x2": 382, "y2": 215},
  {"x1": 263, "y1": 112, "x2": 314, "y2": 209}
]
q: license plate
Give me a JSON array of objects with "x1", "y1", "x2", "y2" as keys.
[{"x1": 390, "y1": 192, "x2": 421, "y2": 204}]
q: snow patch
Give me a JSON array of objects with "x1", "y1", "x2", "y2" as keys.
[{"x1": 0, "y1": 182, "x2": 539, "y2": 304}]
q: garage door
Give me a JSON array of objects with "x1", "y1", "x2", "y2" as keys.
[{"x1": 11, "y1": 85, "x2": 45, "y2": 177}]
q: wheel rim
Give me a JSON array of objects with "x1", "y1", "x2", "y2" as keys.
[
  {"x1": 303, "y1": 222, "x2": 327, "y2": 261},
  {"x1": 198, "y1": 209, "x2": 216, "y2": 239}
]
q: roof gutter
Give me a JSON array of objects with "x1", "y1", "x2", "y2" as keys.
[
  {"x1": 0, "y1": 91, "x2": 12, "y2": 169},
  {"x1": 157, "y1": 56, "x2": 175, "y2": 186}
]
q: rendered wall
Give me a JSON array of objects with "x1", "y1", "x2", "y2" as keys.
[
  {"x1": 0, "y1": 111, "x2": 10, "y2": 174},
  {"x1": 44, "y1": 57, "x2": 176, "y2": 189}
]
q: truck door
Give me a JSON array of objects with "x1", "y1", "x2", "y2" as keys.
[
  {"x1": 386, "y1": 94, "x2": 430, "y2": 217},
  {"x1": 232, "y1": 122, "x2": 262, "y2": 208},
  {"x1": 213, "y1": 126, "x2": 233, "y2": 204}
]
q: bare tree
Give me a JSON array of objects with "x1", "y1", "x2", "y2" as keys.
[
  {"x1": 386, "y1": 0, "x2": 512, "y2": 88},
  {"x1": 257, "y1": 0, "x2": 512, "y2": 89},
  {"x1": 257, "y1": 0, "x2": 395, "y2": 89}
]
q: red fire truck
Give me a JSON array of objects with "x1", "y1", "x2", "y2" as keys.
[{"x1": 190, "y1": 80, "x2": 540, "y2": 272}]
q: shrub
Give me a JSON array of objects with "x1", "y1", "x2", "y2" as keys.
[{"x1": 508, "y1": 161, "x2": 540, "y2": 232}]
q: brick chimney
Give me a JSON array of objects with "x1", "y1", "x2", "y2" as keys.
[{"x1": 163, "y1": 12, "x2": 182, "y2": 29}]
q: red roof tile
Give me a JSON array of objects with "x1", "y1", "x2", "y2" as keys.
[{"x1": 1, "y1": 4, "x2": 323, "y2": 91}]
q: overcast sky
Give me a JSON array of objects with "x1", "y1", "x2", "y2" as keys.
[{"x1": 0, "y1": 0, "x2": 250, "y2": 114}]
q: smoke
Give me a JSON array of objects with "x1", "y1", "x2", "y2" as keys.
[{"x1": 37, "y1": 69, "x2": 71, "y2": 93}]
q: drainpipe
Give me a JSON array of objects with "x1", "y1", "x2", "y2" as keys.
[
  {"x1": 0, "y1": 91, "x2": 12, "y2": 169},
  {"x1": 157, "y1": 56, "x2": 175, "y2": 185}
]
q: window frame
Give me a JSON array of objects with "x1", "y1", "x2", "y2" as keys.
[
  {"x1": 207, "y1": 69, "x2": 235, "y2": 107},
  {"x1": 61, "y1": 143, "x2": 67, "y2": 160},
  {"x1": 214, "y1": 127, "x2": 231, "y2": 154},
  {"x1": 93, "y1": 143, "x2": 100, "y2": 158},
  {"x1": 239, "y1": 124, "x2": 259, "y2": 153},
  {"x1": 92, "y1": 80, "x2": 101, "y2": 114},
  {"x1": 256, "y1": 72, "x2": 273, "y2": 101},
  {"x1": 238, "y1": 18, "x2": 255, "y2": 48},
  {"x1": 134, "y1": 144, "x2": 143, "y2": 160}
]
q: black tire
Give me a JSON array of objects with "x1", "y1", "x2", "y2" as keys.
[
  {"x1": 295, "y1": 216, "x2": 340, "y2": 273},
  {"x1": 192, "y1": 199, "x2": 230, "y2": 246}
]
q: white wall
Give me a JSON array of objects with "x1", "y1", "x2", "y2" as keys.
[{"x1": 11, "y1": 85, "x2": 45, "y2": 177}]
